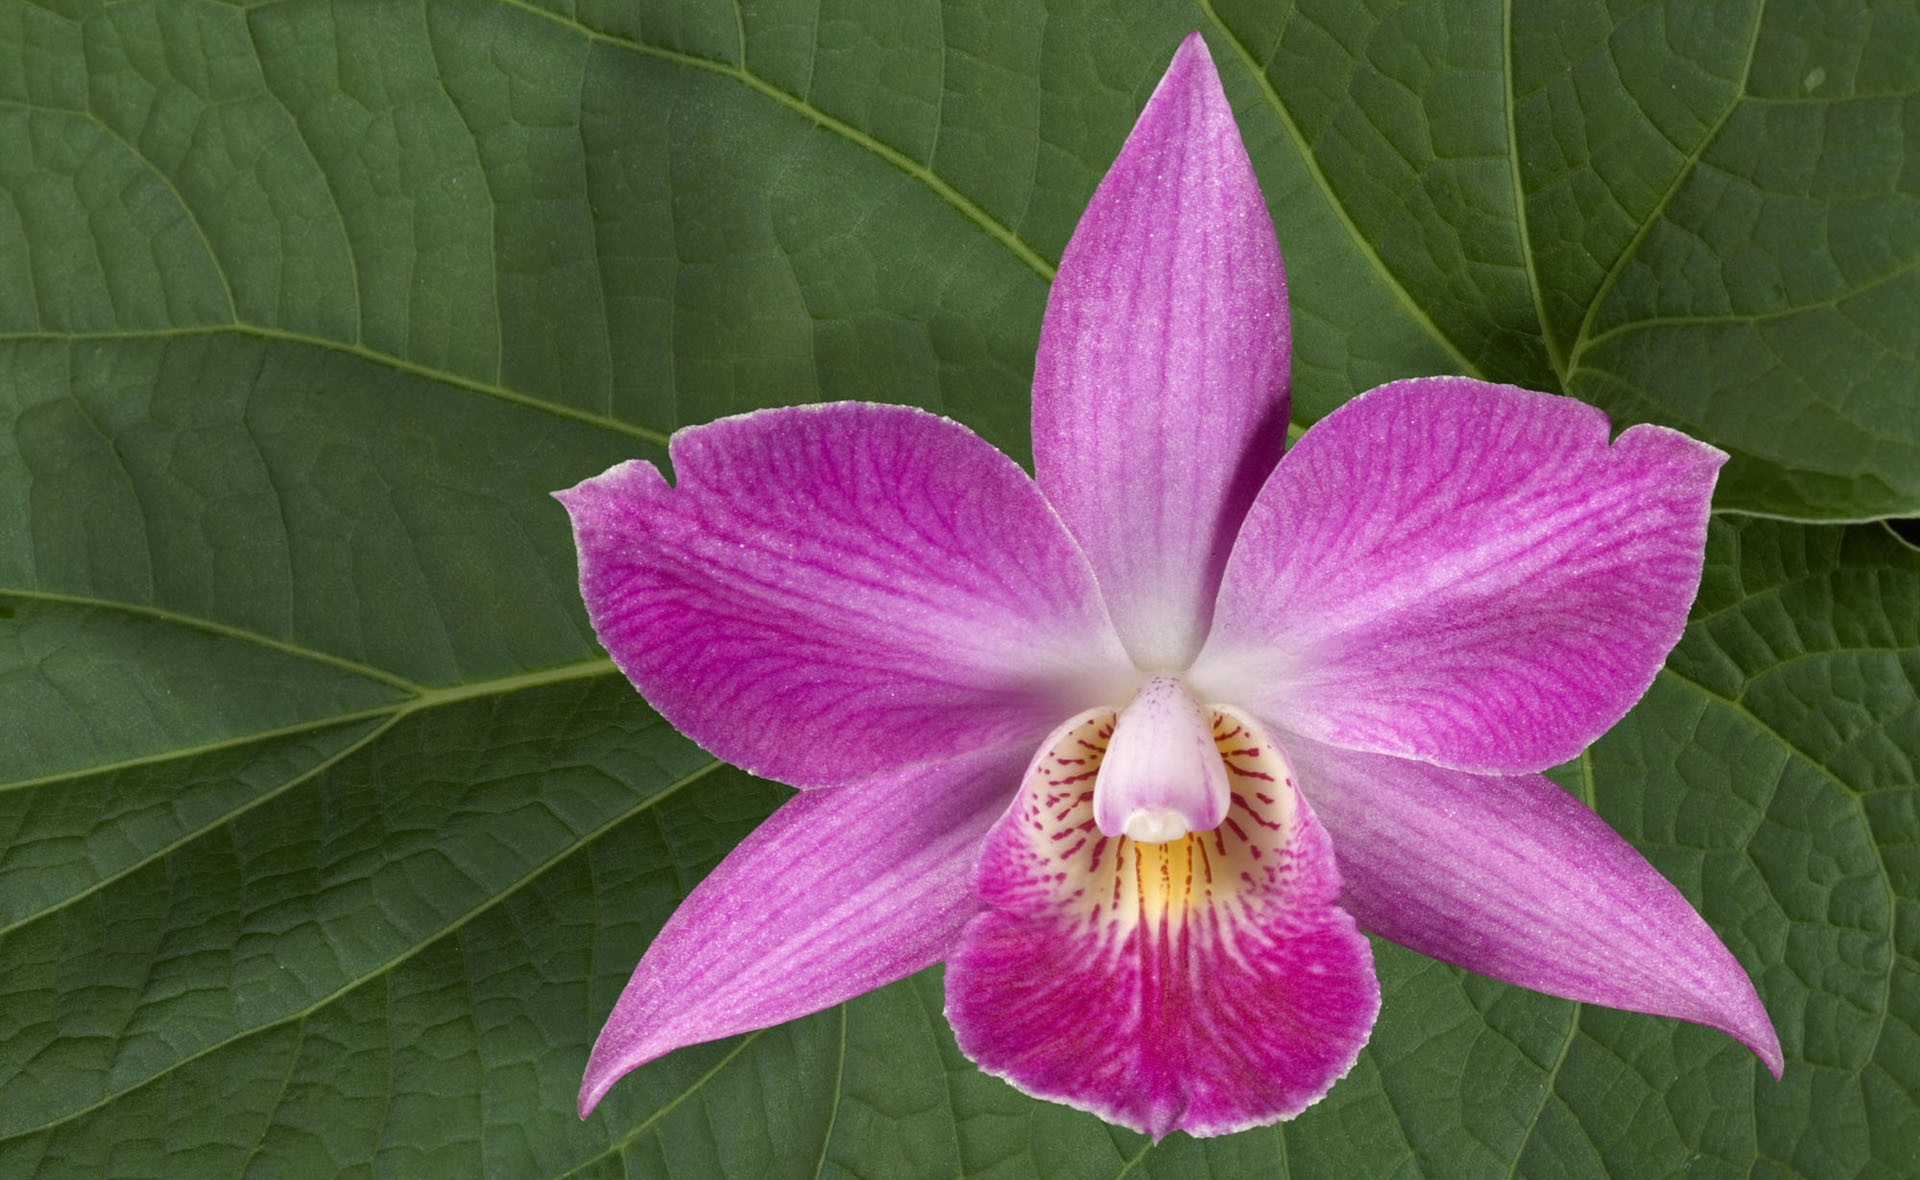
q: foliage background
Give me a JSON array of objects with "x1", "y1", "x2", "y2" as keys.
[{"x1": 2, "y1": 0, "x2": 1916, "y2": 1175}]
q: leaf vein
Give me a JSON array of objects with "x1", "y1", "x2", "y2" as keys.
[
  {"x1": 0, "y1": 714, "x2": 401, "y2": 941},
  {"x1": 236, "y1": 1015, "x2": 309, "y2": 1173},
  {"x1": 809, "y1": 1005, "x2": 848, "y2": 1180},
  {"x1": 560, "y1": 1029, "x2": 765, "y2": 1178},
  {"x1": 1194, "y1": 0, "x2": 1487, "y2": 382},
  {"x1": 241, "y1": 9, "x2": 363, "y2": 342},
  {"x1": 1570, "y1": 257, "x2": 1920, "y2": 366},
  {"x1": 1501, "y1": 1003, "x2": 1583, "y2": 1179},
  {"x1": 11, "y1": 102, "x2": 239, "y2": 321},
  {"x1": 0, "y1": 584, "x2": 422, "y2": 693},
  {"x1": 4, "y1": 754, "x2": 724, "y2": 1141},
  {"x1": 0, "y1": 325, "x2": 671, "y2": 446},
  {"x1": 492, "y1": 0, "x2": 1055, "y2": 283},
  {"x1": 1503, "y1": 0, "x2": 1564, "y2": 387},
  {"x1": 1565, "y1": 0, "x2": 1768, "y2": 366}
]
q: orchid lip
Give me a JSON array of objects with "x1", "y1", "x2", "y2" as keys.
[{"x1": 947, "y1": 698, "x2": 1381, "y2": 1137}]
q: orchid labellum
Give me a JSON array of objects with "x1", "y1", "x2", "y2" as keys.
[{"x1": 559, "y1": 33, "x2": 1780, "y2": 1138}]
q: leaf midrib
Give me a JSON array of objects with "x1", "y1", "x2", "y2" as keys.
[{"x1": 1503, "y1": 0, "x2": 1565, "y2": 389}]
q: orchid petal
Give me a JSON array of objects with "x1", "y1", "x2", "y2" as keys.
[
  {"x1": 945, "y1": 709, "x2": 1378, "y2": 1137},
  {"x1": 558, "y1": 403, "x2": 1135, "y2": 788},
  {"x1": 579, "y1": 746, "x2": 1029, "y2": 1116},
  {"x1": 1192, "y1": 378, "x2": 1724, "y2": 775},
  {"x1": 1032, "y1": 32, "x2": 1290, "y2": 670},
  {"x1": 1287, "y1": 734, "x2": 1783, "y2": 1075}
]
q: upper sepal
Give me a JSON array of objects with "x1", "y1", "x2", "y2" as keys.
[{"x1": 1032, "y1": 32, "x2": 1291, "y2": 671}]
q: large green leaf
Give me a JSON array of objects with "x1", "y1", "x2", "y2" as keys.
[{"x1": 1, "y1": 0, "x2": 1915, "y2": 1176}]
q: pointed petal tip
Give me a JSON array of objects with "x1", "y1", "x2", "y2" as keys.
[
  {"x1": 1170, "y1": 30, "x2": 1214, "y2": 70},
  {"x1": 1673, "y1": 950, "x2": 1779, "y2": 1076},
  {"x1": 1031, "y1": 27, "x2": 1288, "y2": 669},
  {"x1": 576, "y1": 1048, "x2": 633, "y2": 1120},
  {"x1": 1614, "y1": 418, "x2": 1732, "y2": 477},
  {"x1": 576, "y1": 1073, "x2": 609, "y2": 1120},
  {"x1": 576, "y1": 1027, "x2": 686, "y2": 1117},
  {"x1": 1155, "y1": 32, "x2": 1229, "y2": 122},
  {"x1": 576, "y1": 1010, "x2": 682, "y2": 1120},
  {"x1": 1694, "y1": 985, "x2": 1781, "y2": 1078},
  {"x1": 553, "y1": 460, "x2": 669, "y2": 535},
  {"x1": 1289, "y1": 739, "x2": 1784, "y2": 1083},
  {"x1": 573, "y1": 754, "x2": 1021, "y2": 1116},
  {"x1": 1763, "y1": 1042, "x2": 1786, "y2": 1079},
  {"x1": 577, "y1": 1013, "x2": 720, "y2": 1118},
  {"x1": 1722, "y1": 994, "x2": 1785, "y2": 1078}
]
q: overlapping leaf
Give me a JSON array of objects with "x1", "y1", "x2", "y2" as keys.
[{"x1": 1, "y1": 0, "x2": 1915, "y2": 1176}]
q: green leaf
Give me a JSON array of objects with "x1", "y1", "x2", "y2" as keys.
[
  {"x1": 1208, "y1": 0, "x2": 1920, "y2": 519},
  {"x1": 1, "y1": 1, "x2": 1915, "y2": 1177}
]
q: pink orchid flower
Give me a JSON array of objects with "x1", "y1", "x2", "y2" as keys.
[{"x1": 559, "y1": 33, "x2": 1781, "y2": 1138}]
